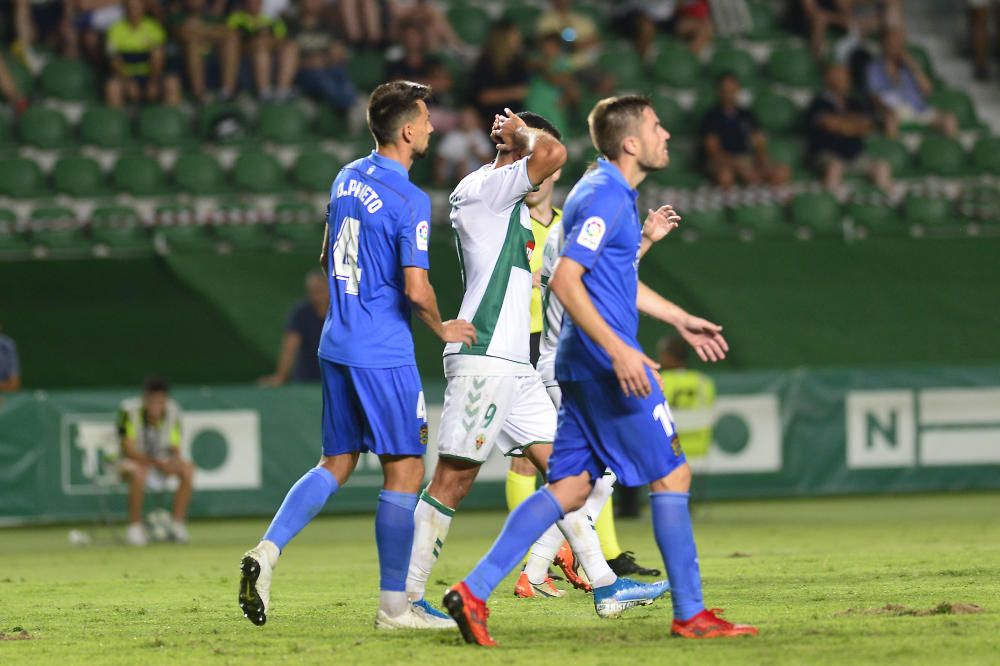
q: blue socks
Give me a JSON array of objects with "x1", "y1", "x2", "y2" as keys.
[
  {"x1": 375, "y1": 490, "x2": 419, "y2": 592},
  {"x1": 465, "y1": 487, "x2": 564, "y2": 601},
  {"x1": 650, "y1": 491, "x2": 705, "y2": 621},
  {"x1": 263, "y1": 467, "x2": 339, "y2": 550}
]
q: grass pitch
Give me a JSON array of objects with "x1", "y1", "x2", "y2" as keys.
[{"x1": 3, "y1": 493, "x2": 998, "y2": 665}]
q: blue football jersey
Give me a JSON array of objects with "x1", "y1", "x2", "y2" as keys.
[
  {"x1": 318, "y1": 151, "x2": 431, "y2": 368},
  {"x1": 555, "y1": 158, "x2": 642, "y2": 382}
]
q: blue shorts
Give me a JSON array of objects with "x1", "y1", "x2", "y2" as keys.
[
  {"x1": 548, "y1": 371, "x2": 687, "y2": 487},
  {"x1": 320, "y1": 359, "x2": 427, "y2": 457}
]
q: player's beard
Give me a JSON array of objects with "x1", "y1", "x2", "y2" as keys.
[
  {"x1": 412, "y1": 138, "x2": 430, "y2": 160},
  {"x1": 638, "y1": 142, "x2": 670, "y2": 174}
]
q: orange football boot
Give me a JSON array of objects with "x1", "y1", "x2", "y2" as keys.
[
  {"x1": 553, "y1": 541, "x2": 592, "y2": 592},
  {"x1": 443, "y1": 582, "x2": 498, "y2": 647},
  {"x1": 671, "y1": 608, "x2": 759, "y2": 638},
  {"x1": 514, "y1": 571, "x2": 565, "y2": 598}
]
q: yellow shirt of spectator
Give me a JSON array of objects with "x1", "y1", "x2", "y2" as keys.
[
  {"x1": 660, "y1": 368, "x2": 716, "y2": 459},
  {"x1": 227, "y1": 11, "x2": 287, "y2": 40},
  {"x1": 106, "y1": 17, "x2": 166, "y2": 77},
  {"x1": 530, "y1": 207, "x2": 561, "y2": 334}
]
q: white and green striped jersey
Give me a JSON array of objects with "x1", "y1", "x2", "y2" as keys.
[
  {"x1": 443, "y1": 157, "x2": 536, "y2": 376},
  {"x1": 536, "y1": 218, "x2": 565, "y2": 385}
]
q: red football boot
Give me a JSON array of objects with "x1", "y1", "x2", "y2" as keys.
[
  {"x1": 514, "y1": 571, "x2": 565, "y2": 598},
  {"x1": 443, "y1": 582, "x2": 498, "y2": 647},
  {"x1": 553, "y1": 541, "x2": 592, "y2": 592},
  {"x1": 671, "y1": 608, "x2": 759, "y2": 638}
]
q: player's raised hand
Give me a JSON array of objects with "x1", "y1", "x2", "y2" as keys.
[
  {"x1": 677, "y1": 315, "x2": 729, "y2": 363},
  {"x1": 440, "y1": 319, "x2": 477, "y2": 348},
  {"x1": 642, "y1": 205, "x2": 682, "y2": 243},
  {"x1": 491, "y1": 108, "x2": 527, "y2": 153},
  {"x1": 610, "y1": 344, "x2": 660, "y2": 398}
]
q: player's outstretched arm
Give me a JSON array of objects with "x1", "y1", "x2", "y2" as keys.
[
  {"x1": 492, "y1": 107, "x2": 567, "y2": 186},
  {"x1": 403, "y1": 267, "x2": 477, "y2": 347},
  {"x1": 551, "y1": 257, "x2": 659, "y2": 398},
  {"x1": 639, "y1": 204, "x2": 682, "y2": 258},
  {"x1": 636, "y1": 281, "x2": 729, "y2": 362}
]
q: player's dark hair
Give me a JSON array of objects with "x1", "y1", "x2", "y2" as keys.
[
  {"x1": 143, "y1": 375, "x2": 170, "y2": 394},
  {"x1": 587, "y1": 95, "x2": 652, "y2": 160},
  {"x1": 516, "y1": 111, "x2": 562, "y2": 141},
  {"x1": 367, "y1": 80, "x2": 432, "y2": 147}
]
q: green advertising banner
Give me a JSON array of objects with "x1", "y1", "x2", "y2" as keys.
[{"x1": 2, "y1": 366, "x2": 1000, "y2": 526}]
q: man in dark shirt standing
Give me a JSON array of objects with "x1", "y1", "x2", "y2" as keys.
[
  {"x1": 258, "y1": 269, "x2": 328, "y2": 386},
  {"x1": 806, "y1": 62, "x2": 892, "y2": 193},
  {"x1": 699, "y1": 72, "x2": 790, "y2": 188}
]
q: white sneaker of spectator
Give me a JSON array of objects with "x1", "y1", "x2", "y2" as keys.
[{"x1": 125, "y1": 522, "x2": 149, "y2": 547}]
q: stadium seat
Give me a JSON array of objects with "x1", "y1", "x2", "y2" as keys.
[
  {"x1": 274, "y1": 200, "x2": 316, "y2": 225},
  {"x1": 81, "y1": 106, "x2": 132, "y2": 148},
  {"x1": 768, "y1": 46, "x2": 820, "y2": 87},
  {"x1": 258, "y1": 103, "x2": 310, "y2": 143},
  {"x1": 681, "y1": 208, "x2": 736, "y2": 239},
  {"x1": 846, "y1": 201, "x2": 899, "y2": 235},
  {"x1": 972, "y1": 136, "x2": 1000, "y2": 175},
  {"x1": 53, "y1": 156, "x2": 109, "y2": 197},
  {"x1": 652, "y1": 43, "x2": 702, "y2": 88},
  {"x1": 313, "y1": 106, "x2": 348, "y2": 138},
  {"x1": 232, "y1": 152, "x2": 286, "y2": 193},
  {"x1": 902, "y1": 194, "x2": 952, "y2": 228},
  {"x1": 447, "y1": 5, "x2": 491, "y2": 44},
  {"x1": 766, "y1": 137, "x2": 808, "y2": 179},
  {"x1": 752, "y1": 91, "x2": 799, "y2": 134},
  {"x1": 346, "y1": 49, "x2": 386, "y2": 92},
  {"x1": 916, "y1": 136, "x2": 967, "y2": 177},
  {"x1": 790, "y1": 192, "x2": 842, "y2": 236},
  {"x1": 707, "y1": 46, "x2": 758, "y2": 85},
  {"x1": 91, "y1": 209, "x2": 150, "y2": 249},
  {"x1": 928, "y1": 89, "x2": 980, "y2": 130},
  {"x1": 958, "y1": 184, "x2": 1000, "y2": 224},
  {"x1": 113, "y1": 155, "x2": 169, "y2": 196},
  {"x1": 597, "y1": 43, "x2": 645, "y2": 90},
  {"x1": 91, "y1": 205, "x2": 142, "y2": 226},
  {"x1": 173, "y1": 153, "x2": 228, "y2": 195},
  {"x1": 159, "y1": 223, "x2": 215, "y2": 252},
  {"x1": 199, "y1": 102, "x2": 253, "y2": 144},
  {"x1": 293, "y1": 152, "x2": 340, "y2": 192},
  {"x1": 747, "y1": 1, "x2": 783, "y2": 40},
  {"x1": 865, "y1": 136, "x2": 912, "y2": 177},
  {"x1": 40, "y1": 58, "x2": 97, "y2": 101},
  {"x1": 1, "y1": 56, "x2": 33, "y2": 101},
  {"x1": 139, "y1": 105, "x2": 193, "y2": 148},
  {"x1": 503, "y1": 3, "x2": 542, "y2": 39},
  {"x1": 731, "y1": 204, "x2": 790, "y2": 237},
  {"x1": 0, "y1": 157, "x2": 48, "y2": 198},
  {"x1": 651, "y1": 92, "x2": 692, "y2": 136},
  {"x1": 18, "y1": 107, "x2": 70, "y2": 148},
  {"x1": 0, "y1": 208, "x2": 16, "y2": 225},
  {"x1": 214, "y1": 222, "x2": 274, "y2": 249},
  {"x1": 29, "y1": 206, "x2": 77, "y2": 225}
]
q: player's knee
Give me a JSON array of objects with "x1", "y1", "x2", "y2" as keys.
[
  {"x1": 509, "y1": 456, "x2": 536, "y2": 476},
  {"x1": 652, "y1": 463, "x2": 692, "y2": 493}
]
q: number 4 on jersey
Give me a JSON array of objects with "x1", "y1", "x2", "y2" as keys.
[{"x1": 333, "y1": 216, "x2": 362, "y2": 295}]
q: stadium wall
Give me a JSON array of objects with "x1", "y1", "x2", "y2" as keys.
[{"x1": 3, "y1": 366, "x2": 1000, "y2": 525}]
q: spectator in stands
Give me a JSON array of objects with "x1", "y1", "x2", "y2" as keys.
[
  {"x1": 789, "y1": 0, "x2": 854, "y2": 59},
  {"x1": 434, "y1": 106, "x2": 494, "y2": 187},
  {"x1": 72, "y1": 0, "x2": 126, "y2": 65},
  {"x1": 657, "y1": 335, "x2": 716, "y2": 461},
  {"x1": 12, "y1": 0, "x2": 77, "y2": 67},
  {"x1": 105, "y1": 0, "x2": 183, "y2": 108},
  {"x1": 171, "y1": 0, "x2": 239, "y2": 103},
  {"x1": 525, "y1": 31, "x2": 577, "y2": 136},
  {"x1": 258, "y1": 270, "x2": 328, "y2": 387},
  {"x1": 866, "y1": 27, "x2": 958, "y2": 138},
  {"x1": 228, "y1": 0, "x2": 295, "y2": 100},
  {"x1": 386, "y1": 20, "x2": 457, "y2": 129},
  {"x1": 287, "y1": 0, "x2": 356, "y2": 112},
  {"x1": 338, "y1": 0, "x2": 383, "y2": 47},
  {"x1": 807, "y1": 63, "x2": 892, "y2": 193},
  {"x1": 615, "y1": 0, "x2": 713, "y2": 60},
  {"x1": 0, "y1": 324, "x2": 21, "y2": 393},
  {"x1": 536, "y1": 0, "x2": 601, "y2": 70},
  {"x1": 470, "y1": 19, "x2": 529, "y2": 123},
  {"x1": 390, "y1": 0, "x2": 465, "y2": 52},
  {"x1": 118, "y1": 376, "x2": 194, "y2": 546},
  {"x1": 699, "y1": 72, "x2": 791, "y2": 189},
  {"x1": 0, "y1": 56, "x2": 29, "y2": 115},
  {"x1": 969, "y1": 0, "x2": 999, "y2": 80}
]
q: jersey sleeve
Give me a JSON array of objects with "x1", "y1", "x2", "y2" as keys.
[
  {"x1": 398, "y1": 192, "x2": 431, "y2": 270},
  {"x1": 561, "y1": 192, "x2": 624, "y2": 270},
  {"x1": 479, "y1": 156, "x2": 534, "y2": 212}
]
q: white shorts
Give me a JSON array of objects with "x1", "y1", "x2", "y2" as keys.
[
  {"x1": 437, "y1": 372, "x2": 556, "y2": 464},
  {"x1": 546, "y1": 384, "x2": 562, "y2": 410}
]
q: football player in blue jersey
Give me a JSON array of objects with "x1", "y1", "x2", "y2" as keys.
[
  {"x1": 238, "y1": 80, "x2": 476, "y2": 630},
  {"x1": 443, "y1": 95, "x2": 758, "y2": 645}
]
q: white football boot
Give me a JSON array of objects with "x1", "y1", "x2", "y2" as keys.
[
  {"x1": 374, "y1": 601, "x2": 457, "y2": 630},
  {"x1": 239, "y1": 542, "x2": 278, "y2": 625}
]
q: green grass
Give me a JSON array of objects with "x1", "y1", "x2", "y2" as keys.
[{"x1": 2, "y1": 494, "x2": 999, "y2": 665}]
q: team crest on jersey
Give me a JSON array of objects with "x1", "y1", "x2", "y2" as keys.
[
  {"x1": 576, "y1": 216, "x2": 606, "y2": 251},
  {"x1": 671, "y1": 435, "x2": 683, "y2": 457},
  {"x1": 416, "y1": 220, "x2": 429, "y2": 251},
  {"x1": 525, "y1": 239, "x2": 535, "y2": 262},
  {"x1": 475, "y1": 433, "x2": 486, "y2": 450},
  {"x1": 420, "y1": 424, "x2": 429, "y2": 447}
]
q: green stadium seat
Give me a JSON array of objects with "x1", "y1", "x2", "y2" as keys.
[
  {"x1": 916, "y1": 135, "x2": 967, "y2": 177},
  {"x1": 347, "y1": 49, "x2": 386, "y2": 92},
  {"x1": 258, "y1": 103, "x2": 310, "y2": 143},
  {"x1": 113, "y1": 155, "x2": 169, "y2": 196},
  {"x1": 159, "y1": 223, "x2": 215, "y2": 252},
  {"x1": 91, "y1": 210, "x2": 149, "y2": 249},
  {"x1": 40, "y1": 58, "x2": 96, "y2": 101},
  {"x1": 214, "y1": 222, "x2": 274, "y2": 249},
  {"x1": 597, "y1": 43, "x2": 645, "y2": 90},
  {"x1": 707, "y1": 46, "x2": 758, "y2": 85},
  {"x1": 958, "y1": 184, "x2": 1000, "y2": 224},
  {"x1": 173, "y1": 153, "x2": 228, "y2": 195},
  {"x1": 447, "y1": 5, "x2": 491, "y2": 44},
  {"x1": 276, "y1": 221, "x2": 323, "y2": 247},
  {"x1": 902, "y1": 194, "x2": 951, "y2": 228},
  {"x1": 91, "y1": 205, "x2": 142, "y2": 226},
  {"x1": 233, "y1": 152, "x2": 286, "y2": 193},
  {"x1": 652, "y1": 43, "x2": 702, "y2": 88},
  {"x1": 293, "y1": 152, "x2": 341, "y2": 192},
  {"x1": 766, "y1": 137, "x2": 807, "y2": 179},
  {"x1": 731, "y1": 204, "x2": 790, "y2": 237},
  {"x1": 274, "y1": 200, "x2": 317, "y2": 225},
  {"x1": 790, "y1": 192, "x2": 842, "y2": 235},
  {"x1": 651, "y1": 92, "x2": 691, "y2": 136},
  {"x1": 1, "y1": 56, "x2": 33, "y2": 101},
  {"x1": 81, "y1": 106, "x2": 132, "y2": 148},
  {"x1": 53, "y1": 156, "x2": 109, "y2": 197},
  {"x1": 0, "y1": 208, "x2": 16, "y2": 225},
  {"x1": 865, "y1": 136, "x2": 912, "y2": 177},
  {"x1": 138, "y1": 105, "x2": 193, "y2": 148},
  {"x1": 18, "y1": 107, "x2": 70, "y2": 148},
  {"x1": 682, "y1": 208, "x2": 735, "y2": 239},
  {"x1": 0, "y1": 227, "x2": 28, "y2": 252},
  {"x1": 928, "y1": 89, "x2": 980, "y2": 130},
  {"x1": 503, "y1": 3, "x2": 542, "y2": 39},
  {"x1": 0, "y1": 157, "x2": 48, "y2": 198},
  {"x1": 752, "y1": 91, "x2": 799, "y2": 134},
  {"x1": 747, "y1": 1, "x2": 782, "y2": 40},
  {"x1": 199, "y1": 102, "x2": 253, "y2": 144},
  {"x1": 972, "y1": 137, "x2": 1000, "y2": 175},
  {"x1": 314, "y1": 106, "x2": 348, "y2": 138},
  {"x1": 768, "y1": 46, "x2": 820, "y2": 87},
  {"x1": 29, "y1": 206, "x2": 77, "y2": 225},
  {"x1": 846, "y1": 201, "x2": 899, "y2": 235}
]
